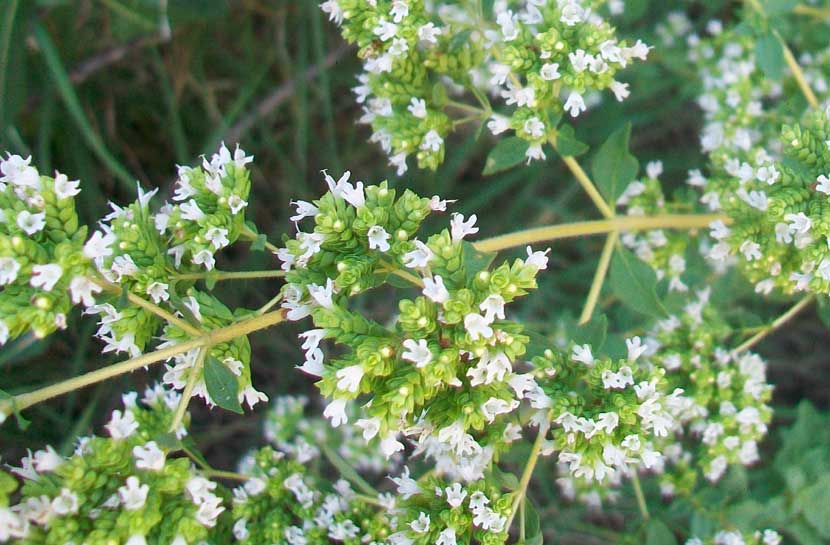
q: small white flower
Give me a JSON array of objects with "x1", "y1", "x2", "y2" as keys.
[
  {"x1": 180, "y1": 199, "x2": 206, "y2": 221},
  {"x1": 118, "y1": 477, "x2": 149, "y2": 511},
  {"x1": 525, "y1": 246, "x2": 550, "y2": 270},
  {"x1": 51, "y1": 488, "x2": 79, "y2": 515},
  {"x1": 571, "y1": 344, "x2": 594, "y2": 365},
  {"x1": 323, "y1": 398, "x2": 348, "y2": 427},
  {"x1": 106, "y1": 409, "x2": 139, "y2": 439},
  {"x1": 146, "y1": 282, "x2": 170, "y2": 304},
  {"x1": 479, "y1": 294, "x2": 505, "y2": 322},
  {"x1": 444, "y1": 483, "x2": 467, "y2": 508},
  {"x1": 402, "y1": 339, "x2": 432, "y2": 368},
  {"x1": 308, "y1": 278, "x2": 335, "y2": 309},
  {"x1": 0, "y1": 257, "x2": 21, "y2": 285},
  {"x1": 523, "y1": 117, "x2": 545, "y2": 138},
  {"x1": 205, "y1": 227, "x2": 230, "y2": 250},
  {"x1": 355, "y1": 417, "x2": 381, "y2": 441},
  {"x1": 464, "y1": 313, "x2": 493, "y2": 340},
  {"x1": 540, "y1": 63, "x2": 561, "y2": 80},
  {"x1": 610, "y1": 81, "x2": 630, "y2": 101},
  {"x1": 410, "y1": 512, "x2": 430, "y2": 534},
  {"x1": 487, "y1": 115, "x2": 511, "y2": 135},
  {"x1": 422, "y1": 275, "x2": 450, "y2": 303},
  {"x1": 564, "y1": 92, "x2": 587, "y2": 118},
  {"x1": 816, "y1": 174, "x2": 830, "y2": 194},
  {"x1": 450, "y1": 213, "x2": 478, "y2": 242},
  {"x1": 785, "y1": 212, "x2": 812, "y2": 235},
  {"x1": 739, "y1": 240, "x2": 762, "y2": 261},
  {"x1": 626, "y1": 337, "x2": 647, "y2": 361},
  {"x1": 420, "y1": 130, "x2": 443, "y2": 152},
  {"x1": 367, "y1": 225, "x2": 391, "y2": 252},
  {"x1": 418, "y1": 22, "x2": 441, "y2": 44},
  {"x1": 84, "y1": 231, "x2": 116, "y2": 259},
  {"x1": 16, "y1": 211, "x2": 46, "y2": 235},
  {"x1": 133, "y1": 441, "x2": 166, "y2": 471},
  {"x1": 53, "y1": 172, "x2": 81, "y2": 199},
  {"x1": 407, "y1": 97, "x2": 427, "y2": 119},
  {"x1": 380, "y1": 433, "x2": 405, "y2": 457},
  {"x1": 436, "y1": 528, "x2": 457, "y2": 545},
  {"x1": 30, "y1": 264, "x2": 63, "y2": 292},
  {"x1": 192, "y1": 249, "x2": 216, "y2": 271},
  {"x1": 403, "y1": 240, "x2": 434, "y2": 269},
  {"x1": 335, "y1": 364, "x2": 364, "y2": 393},
  {"x1": 69, "y1": 276, "x2": 101, "y2": 306}
]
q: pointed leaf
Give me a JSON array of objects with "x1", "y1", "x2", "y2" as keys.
[
  {"x1": 483, "y1": 136, "x2": 529, "y2": 176},
  {"x1": 204, "y1": 356, "x2": 243, "y2": 414},
  {"x1": 609, "y1": 247, "x2": 668, "y2": 318},
  {"x1": 591, "y1": 123, "x2": 639, "y2": 204},
  {"x1": 755, "y1": 32, "x2": 785, "y2": 80}
]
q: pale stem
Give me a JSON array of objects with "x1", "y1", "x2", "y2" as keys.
[
  {"x1": 560, "y1": 153, "x2": 616, "y2": 219},
  {"x1": 168, "y1": 347, "x2": 208, "y2": 433},
  {"x1": 733, "y1": 295, "x2": 815, "y2": 354},
  {"x1": 174, "y1": 270, "x2": 286, "y2": 282},
  {"x1": 241, "y1": 225, "x2": 281, "y2": 254},
  {"x1": 474, "y1": 214, "x2": 727, "y2": 253},
  {"x1": 579, "y1": 231, "x2": 619, "y2": 324},
  {"x1": 631, "y1": 472, "x2": 650, "y2": 521},
  {"x1": 256, "y1": 292, "x2": 284, "y2": 315},
  {"x1": 506, "y1": 424, "x2": 548, "y2": 531},
  {"x1": 0, "y1": 310, "x2": 285, "y2": 418},
  {"x1": 793, "y1": 4, "x2": 830, "y2": 20},
  {"x1": 98, "y1": 277, "x2": 202, "y2": 337},
  {"x1": 202, "y1": 469, "x2": 250, "y2": 481}
]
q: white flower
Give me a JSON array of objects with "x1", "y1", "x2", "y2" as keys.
[
  {"x1": 564, "y1": 92, "x2": 587, "y2": 118},
  {"x1": 816, "y1": 174, "x2": 830, "y2": 194},
  {"x1": 180, "y1": 199, "x2": 206, "y2": 221},
  {"x1": 436, "y1": 528, "x2": 457, "y2": 545},
  {"x1": 30, "y1": 264, "x2": 63, "y2": 292},
  {"x1": 571, "y1": 344, "x2": 594, "y2": 365},
  {"x1": 146, "y1": 282, "x2": 170, "y2": 304},
  {"x1": 51, "y1": 488, "x2": 79, "y2": 515},
  {"x1": 355, "y1": 417, "x2": 381, "y2": 441},
  {"x1": 560, "y1": 1, "x2": 585, "y2": 25},
  {"x1": 403, "y1": 240, "x2": 434, "y2": 269},
  {"x1": 32, "y1": 446, "x2": 63, "y2": 472},
  {"x1": 487, "y1": 115, "x2": 511, "y2": 135},
  {"x1": 84, "y1": 230, "x2": 116, "y2": 259},
  {"x1": 308, "y1": 278, "x2": 335, "y2": 309},
  {"x1": 481, "y1": 397, "x2": 518, "y2": 423},
  {"x1": 444, "y1": 483, "x2": 467, "y2": 508},
  {"x1": 53, "y1": 172, "x2": 81, "y2": 199},
  {"x1": 626, "y1": 337, "x2": 647, "y2": 361},
  {"x1": 526, "y1": 144, "x2": 545, "y2": 163},
  {"x1": 373, "y1": 19, "x2": 398, "y2": 41},
  {"x1": 335, "y1": 364, "x2": 364, "y2": 393},
  {"x1": 323, "y1": 398, "x2": 348, "y2": 427},
  {"x1": 69, "y1": 276, "x2": 101, "y2": 306},
  {"x1": 525, "y1": 246, "x2": 550, "y2": 270},
  {"x1": 422, "y1": 275, "x2": 450, "y2": 303},
  {"x1": 540, "y1": 63, "x2": 561, "y2": 80},
  {"x1": 407, "y1": 97, "x2": 427, "y2": 118},
  {"x1": 389, "y1": 467, "x2": 421, "y2": 499},
  {"x1": 367, "y1": 225, "x2": 391, "y2": 252},
  {"x1": 569, "y1": 49, "x2": 591, "y2": 72},
  {"x1": 133, "y1": 441, "x2": 166, "y2": 471},
  {"x1": 380, "y1": 433, "x2": 405, "y2": 457},
  {"x1": 785, "y1": 212, "x2": 812, "y2": 235},
  {"x1": 402, "y1": 339, "x2": 432, "y2": 367},
  {"x1": 601, "y1": 366, "x2": 634, "y2": 389},
  {"x1": 389, "y1": 152, "x2": 408, "y2": 176},
  {"x1": 479, "y1": 294, "x2": 505, "y2": 322},
  {"x1": 464, "y1": 313, "x2": 493, "y2": 340},
  {"x1": 118, "y1": 476, "x2": 149, "y2": 510},
  {"x1": 0, "y1": 257, "x2": 20, "y2": 285},
  {"x1": 106, "y1": 409, "x2": 138, "y2": 439},
  {"x1": 228, "y1": 195, "x2": 247, "y2": 214},
  {"x1": 418, "y1": 22, "x2": 441, "y2": 44},
  {"x1": 16, "y1": 211, "x2": 46, "y2": 235},
  {"x1": 610, "y1": 81, "x2": 630, "y2": 101},
  {"x1": 739, "y1": 240, "x2": 762, "y2": 261},
  {"x1": 193, "y1": 249, "x2": 216, "y2": 271},
  {"x1": 450, "y1": 213, "x2": 478, "y2": 242},
  {"x1": 410, "y1": 512, "x2": 430, "y2": 533},
  {"x1": 1, "y1": 154, "x2": 40, "y2": 188},
  {"x1": 390, "y1": 0, "x2": 409, "y2": 22},
  {"x1": 420, "y1": 130, "x2": 443, "y2": 152},
  {"x1": 205, "y1": 227, "x2": 230, "y2": 250}
]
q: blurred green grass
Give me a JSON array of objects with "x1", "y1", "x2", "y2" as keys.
[{"x1": 0, "y1": 0, "x2": 826, "y2": 471}]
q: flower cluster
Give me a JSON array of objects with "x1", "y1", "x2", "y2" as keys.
[
  {"x1": 387, "y1": 469, "x2": 511, "y2": 545},
  {"x1": 322, "y1": 0, "x2": 650, "y2": 172},
  {"x1": 231, "y1": 447, "x2": 389, "y2": 545},
  {"x1": 685, "y1": 528, "x2": 782, "y2": 545},
  {"x1": 277, "y1": 171, "x2": 549, "y2": 477},
  {"x1": 532, "y1": 337, "x2": 678, "y2": 483},
  {"x1": 263, "y1": 394, "x2": 397, "y2": 473},
  {"x1": 644, "y1": 288, "x2": 773, "y2": 491},
  {"x1": 0, "y1": 384, "x2": 226, "y2": 545},
  {"x1": 0, "y1": 155, "x2": 92, "y2": 343}
]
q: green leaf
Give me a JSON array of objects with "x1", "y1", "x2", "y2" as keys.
[
  {"x1": 523, "y1": 499, "x2": 542, "y2": 545},
  {"x1": 320, "y1": 443, "x2": 377, "y2": 496},
  {"x1": 204, "y1": 356, "x2": 244, "y2": 414},
  {"x1": 0, "y1": 388, "x2": 30, "y2": 430},
  {"x1": 621, "y1": 0, "x2": 649, "y2": 22},
  {"x1": 449, "y1": 29, "x2": 473, "y2": 53},
  {"x1": 762, "y1": 0, "x2": 798, "y2": 15},
  {"x1": 554, "y1": 123, "x2": 589, "y2": 157},
  {"x1": 796, "y1": 474, "x2": 830, "y2": 537},
  {"x1": 489, "y1": 466, "x2": 519, "y2": 489},
  {"x1": 461, "y1": 241, "x2": 497, "y2": 284},
  {"x1": 609, "y1": 247, "x2": 668, "y2": 318},
  {"x1": 755, "y1": 32, "x2": 785, "y2": 80},
  {"x1": 570, "y1": 314, "x2": 608, "y2": 352},
  {"x1": 481, "y1": 0, "x2": 495, "y2": 18},
  {"x1": 483, "y1": 136, "x2": 529, "y2": 176},
  {"x1": 646, "y1": 520, "x2": 678, "y2": 545},
  {"x1": 591, "y1": 123, "x2": 639, "y2": 205}
]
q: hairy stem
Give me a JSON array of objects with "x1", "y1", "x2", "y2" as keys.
[
  {"x1": 631, "y1": 472, "x2": 650, "y2": 521},
  {"x1": 174, "y1": 269, "x2": 286, "y2": 282},
  {"x1": 579, "y1": 231, "x2": 619, "y2": 324},
  {"x1": 168, "y1": 347, "x2": 208, "y2": 433},
  {"x1": 474, "y1": 214, "x2": 726, "y2": 253},
  {"x1": 1, "y1": 311, "x2": 285, "y2": 418},
  {"x1": 506, "y1": 424, "x2": 548, "y2": 531},
  {"x1": 733, "y1": 295, "x2": 815, "y2": 354}
]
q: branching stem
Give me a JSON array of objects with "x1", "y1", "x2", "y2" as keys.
[
  {"x1": 579, "y1": 231, "x2": 619, "y2": 324},
  {"x1": 733, "y1": 295, "x2": 815, "y2": 354}
]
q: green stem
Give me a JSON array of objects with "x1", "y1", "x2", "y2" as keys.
[
  {"x1": 97, "y1": 277, "x2": 202, "y2": 336},
  {"x1": 506, "y1": 424, "x2": 548, "y2": 531},
  {"x1": 631, "y1": 472, "x2": 650, "y2": 521},
  {"x1": 733, "y1": 295, "x2": 815, "y2": 354},
  {"x1": 168, "y1": 347, "x2": 208, "y2": 433},
  {"x1": 579, "y1": 231, "x2": 618, "y2": 324},
  {"x1": 0, "y1": 310, "x2": 285, "y2": 419},
  {"x1": 550, "y1": 134, "x2": 615, "y2": 220},
  {"x1": 241, "y1": 225, "x2": 281, "y2": 254},
  {"x1": 174, "y1": 269, "x2": 285, "y2": 282},
  {"x1": 202, "y1": 469, "x2": 250, "y2": 481},
  {"x1": 474, "y1": 214, "x2": 726, "y2": 253}
]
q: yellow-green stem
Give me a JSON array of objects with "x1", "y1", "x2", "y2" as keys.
[
  {"x1": 174, "y1": 269, "x2": 285, "y2": 282},
  {"x1": 474, "y1": 214, "x2": 727, "y2": 253},
  {"x1": 579, "y1": 231, "x2": 619, "y2": 324},
  {"x1": 560, "y1": 153, "x2": 615, "y2": 219},
  {"x1": 98, "y1": 278, "x2": 202, "y2": 337},
  {"x1": 241, "y1": 225, "x2": 281, "y2": 254},
  {"x1": 0, "y1": 310, "x2": 285, "y2": 418},
  {"x1": 506, "y1": 424, "x2": 548, "y2": 531},
  {"x1": 168, "y1": 347, "x2": 208, "y2": 432},
  {"x1": 631, "y1": 472, "x2": 650, "y2": 521},
  {"x1": 202, "y1": 469, "x2": 250, "y2": 481},
  {"x1": 794, "y1": 4, "x2": 830, "y2": 20},
  {"x1": 733, "y1": 295, "x2": 815, "y2": 354}
]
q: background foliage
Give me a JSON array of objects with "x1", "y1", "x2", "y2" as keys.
[{"x1": 1, "y1": 0, "x2": 828, "y2": 542}]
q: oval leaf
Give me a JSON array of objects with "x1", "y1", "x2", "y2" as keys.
[
  {"x1": 609, "y1": 247, "x2": 668, "y2": 319},
  {"x1": 591, "y1": 123, "x2": 639, "y2": 205},
  {"x1": 204, "y1": 356, "x2": 244, "y2": 414},
  {"x1": 483, "y1": 136, "x2": 529, "y2": 176}
]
